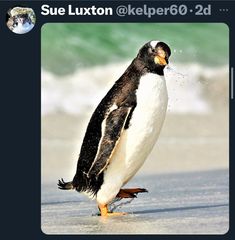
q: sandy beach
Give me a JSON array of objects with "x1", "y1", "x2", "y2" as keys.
[
  {"x1": 41, "y1": 111, "x2": 229, "y2": 234},
  {"x1": 41, "y1": 169, "x2": 228, "y2": 234},
  {"x1": 41, "y1": 111, "x2": 229, "y2": 182}
]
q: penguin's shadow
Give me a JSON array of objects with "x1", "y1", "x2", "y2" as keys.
[{"x1": 132, "y1": 203, "x2": 228, "y2": 215}]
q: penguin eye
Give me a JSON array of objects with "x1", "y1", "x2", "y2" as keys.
[{"x1": 148, "y1": 48, "x2": 155, "y2": 54}]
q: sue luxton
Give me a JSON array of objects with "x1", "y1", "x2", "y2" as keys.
[{"x1": 41, "y1": 4, "x2": 113, "y2": 16}]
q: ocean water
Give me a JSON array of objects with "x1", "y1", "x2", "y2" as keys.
[
  {"x1": 41, "y1": 23, "x2": 229, "y2": 75},
  {"x1": 41, "y1": 23, "x2": 229, "y2": 116},
  {"x1": 41, "y1": 62, "x2": 229, "y2": 116}
]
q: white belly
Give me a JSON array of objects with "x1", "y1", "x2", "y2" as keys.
[{"x1": 97, "y1": 73, "x2": 168, "y2": 204}]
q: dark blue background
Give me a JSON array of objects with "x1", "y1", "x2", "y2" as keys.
[{"x1": 0, "y1": 1, "x2": 234, "y2": 239}]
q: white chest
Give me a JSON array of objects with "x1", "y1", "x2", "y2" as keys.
[
  {"x1": 97, "y1": 73, "x2": 168, "y2": 204},
  {"x1": 123, "y1": 73, "x2": 168, "y2": 174},
  {"x1": 108, "y1": 73, "x2": 168, "y2": 183},
  {"x1": 130, "y1": 73, "x2": 168, "y2": 138}
]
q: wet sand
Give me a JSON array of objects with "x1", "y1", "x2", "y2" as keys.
[
  {"x1": 41, "y1": 169, "x2": 229, "y2": 234},
  {"x1": 41, "y1": 111, "x2": 229, "y2": 234},
  {"x1": 41, "y1": 112, "x2": 229, "y2": 182}
]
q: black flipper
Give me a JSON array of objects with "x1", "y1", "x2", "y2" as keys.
[{"x1": 86, "y1": 106, "x2": 132, "y2": 177}]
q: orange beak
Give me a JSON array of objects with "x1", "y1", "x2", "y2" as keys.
[{"x1": 154, "y1": 48, "x2": 167, "y2": 66}]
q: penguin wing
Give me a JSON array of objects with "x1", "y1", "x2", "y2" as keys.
[{"x1": 87, "y1": 106, "x2": 132, "y2": 177}]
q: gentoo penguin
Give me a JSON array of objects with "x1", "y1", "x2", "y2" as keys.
[{"x1": 58, "y1": 40, "x2": 171, "y2": 217}]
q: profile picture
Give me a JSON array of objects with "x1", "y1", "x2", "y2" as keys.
[{"x1": 6, "y1": 6, "x2": 36, "y2": 34}]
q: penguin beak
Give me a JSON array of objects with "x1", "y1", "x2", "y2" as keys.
[{"x1": 154, "y1": 48, "x2": 168, "y2": 66}]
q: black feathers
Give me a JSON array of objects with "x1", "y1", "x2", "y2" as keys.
[{"x1": 57, "y1": 179, "x2": 74, "y2": 190}]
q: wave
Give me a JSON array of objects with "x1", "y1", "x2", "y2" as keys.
[{"x1": 41, "y1": 62, "x2": 229, "y2": 116}]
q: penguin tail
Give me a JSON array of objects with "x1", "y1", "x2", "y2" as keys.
[{"x1": 57, "y1": 178, "x2": 74, "y2": 190}]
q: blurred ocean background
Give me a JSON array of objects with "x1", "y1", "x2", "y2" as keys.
[
  {"x1": 42, "y1": 23, "x2": 228, "y2": 75},
  {"x1": 41, "y1": 23, "x2": 229, "y2": 234},
  {"x1": 41, "y1": 23, "x2": 229, "y2": 116}
]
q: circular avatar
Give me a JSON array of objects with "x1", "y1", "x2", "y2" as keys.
[{"x1": 6, "y1": 6, "x2": 36, "y2": 34}]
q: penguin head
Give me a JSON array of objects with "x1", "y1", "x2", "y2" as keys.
[{"x1": 137, "y1": 40, "x2": 171, "y2": 75}]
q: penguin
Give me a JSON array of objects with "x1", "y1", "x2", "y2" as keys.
[{"x1": 58, "y1": 40, "x2": 171, "y2": 217}]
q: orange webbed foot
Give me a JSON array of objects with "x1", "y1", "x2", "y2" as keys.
[{"x1": 98, "y1": 204, "x2": 127, "y2": 217}]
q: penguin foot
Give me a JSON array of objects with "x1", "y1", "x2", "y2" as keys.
[
  {"x1": 116, "y1": 188, "x2": 148, "y2": 198},
  {"x1": 98, "y1": 204, "x2": 127, "y2": 217}
]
